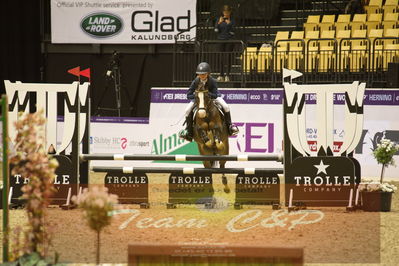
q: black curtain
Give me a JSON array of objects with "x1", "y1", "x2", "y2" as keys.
[
  {"x1": 0, "y1": 0, "x2": 41, "y2": 93},
  {"x1": 0, "y1": 0, "x2": 174, "y2": 118},
  {"x1": 45, "y1": 53, "x2": 173, "y2": 118}
]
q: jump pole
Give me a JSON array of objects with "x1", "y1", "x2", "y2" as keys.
[
  {"x1": 91, "y1": 166, "x2": 284, "y2": 175},
  {"x1": 81, "y1": 154, "x2": 284, "y2": 162}
]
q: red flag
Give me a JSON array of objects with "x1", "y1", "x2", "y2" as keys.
[
  {"x1": 67, "y1": 66, "x2": 80, "y2": 77},
  {"x1": 80, "y1": 68, "x2": 91, "y2": 78}
]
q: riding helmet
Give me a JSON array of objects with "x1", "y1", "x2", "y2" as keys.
[{"x1": 196, "y1": 62, "x2": 211, "y2": 74}]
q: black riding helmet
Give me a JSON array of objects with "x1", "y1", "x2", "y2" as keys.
[{"x1": 196, "y1": 62, "x2": 211, "y2": 74}]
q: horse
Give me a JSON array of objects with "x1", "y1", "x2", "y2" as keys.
[{"x1": 192, "y1": 86, "x2": 230, "y2": 193}]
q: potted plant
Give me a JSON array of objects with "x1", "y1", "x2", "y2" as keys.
[
  {"x1": 359, "y1": 139, "x2": 399, "y2": 212},
  {"x1": 72, "y1": 186, "x2": 118, "y2": 265},
  {"x1": 5, "y1": 111, "x2": 61, "y2": 264}
]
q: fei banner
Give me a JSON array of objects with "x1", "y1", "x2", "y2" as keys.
[{"x1": 51, "y1": 0, "x2": 197, "y2": 44}]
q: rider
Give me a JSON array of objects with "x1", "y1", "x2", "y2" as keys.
[{"x1": 179, "y1": 62, "x2": 239, "y2": 142}]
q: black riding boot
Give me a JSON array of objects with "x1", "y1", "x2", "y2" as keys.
[
  {"x1": 224, "y1": 111, "x2": 239, "y2": 136},
  {"x1": 179, "y1": 114, "x2": 194, "y2": 141}
]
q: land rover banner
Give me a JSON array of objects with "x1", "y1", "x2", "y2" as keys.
[{"x1": 50, "y1": 0, "x2": 197, "y2": 43}]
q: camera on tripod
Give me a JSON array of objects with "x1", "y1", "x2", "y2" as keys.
[
  {"x1": 105, "y1": 51, "x2": 121, "y2": 79},
  {"x1": 95, "y1": 51, "x2": 133, "y2": 117}
]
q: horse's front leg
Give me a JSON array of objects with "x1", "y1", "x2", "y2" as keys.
[
  {"x1": 212, "y1": 127, "x2": 225, "y2": 151},
  {"x1": 220, "y1": 160, "x2": 230, "y2": 193},
  {"x1": 212, "y1": 127, "x2": 230, "y2": 193}
]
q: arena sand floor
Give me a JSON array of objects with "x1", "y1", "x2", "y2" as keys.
[{"x1": 1, "y1": 172, "x2": 398, "y2": 265}]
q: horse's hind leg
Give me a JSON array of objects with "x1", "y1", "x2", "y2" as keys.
[{"x1": 220, "y1": 161, "x2": 230, "y2": 193}]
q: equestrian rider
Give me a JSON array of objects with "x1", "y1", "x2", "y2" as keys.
[{"x1": 179, "y1": 62, "x2": 239, "y2": 141}]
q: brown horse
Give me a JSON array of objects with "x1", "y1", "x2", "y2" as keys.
[{"x1": 193, "y1": 86, "x2": 230, "y2": 193}]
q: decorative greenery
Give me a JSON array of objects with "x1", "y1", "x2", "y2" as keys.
[
  {"x1": 372, "y1": 138, "x2": 399, "y2": 183},
  {"x1": 72, "y1": 186, "x2": 118, "y2": 265},
  {"x1": 9, "y1": 111, "x2": 59, "y2": 259},
  {"x1": 359, "y1": 181, "x2": 398, "y2": 193}
]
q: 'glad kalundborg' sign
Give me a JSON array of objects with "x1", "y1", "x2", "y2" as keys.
[{"x1": 283, "y1": 73, "x2": 365, "y2": 206}]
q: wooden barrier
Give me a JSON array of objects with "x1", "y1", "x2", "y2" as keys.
[{"x1": 128, "y1": 243, "x2": 304, "y2": 266}]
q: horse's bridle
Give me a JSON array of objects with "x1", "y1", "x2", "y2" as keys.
[{"x1": 195, "y1": 88, "x2": 210, "y2": 118}]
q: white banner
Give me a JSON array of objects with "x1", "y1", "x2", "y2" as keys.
[
  {"x1": 51, "y1": 0, "x2": 197, "y2": 44},
  {"x1": 7, "y1": 87, "x2": 395, "y2": 178}
]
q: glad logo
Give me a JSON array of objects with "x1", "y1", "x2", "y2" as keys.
[{"x1": 81, "y1": 13, "x2": 123, "y2": 37}]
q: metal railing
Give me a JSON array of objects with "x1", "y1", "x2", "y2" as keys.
[
  {"x1": 173, "y1": 37, "x2": 399, "y2": 87},
  {"x1": 172, "y1": 40, "x2": 245, "y2": 86}
]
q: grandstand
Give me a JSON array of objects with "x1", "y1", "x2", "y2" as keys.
[
  {"x1": 174, "y1": 0, "x2": 399, "y2": 88},
  {"x1": 1, "y1": 1, "x2": 399, "y2": 117}
]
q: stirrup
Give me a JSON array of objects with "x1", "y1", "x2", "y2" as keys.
[{"x1": 229, "y1": 125, "x2": 239, "y2": 136}]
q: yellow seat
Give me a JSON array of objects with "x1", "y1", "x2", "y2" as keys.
[
  {"x1": 304, "y1": 23, "x2": 319, "y2": 33},
  {"x1": 289, "y1": 31, "x2": 305, "y2": 51},
  {"x1": 382, "y1": 13, "x2": 398, "y2": 30},
  {"x1": 319, "y1": 22, "x2": 334, "y2": 32},
  {"x1": 257, "y1": 46, "x2": 273, "y2": 72},
  {"x1": 383, "y1": 0, "x2": 398, "y2": 14},
  {"x1": 288, "y1": 31, "x2": 305, "y2": 70},
  {"x1": 366, "y1": 13, "x2": 383, "y2": 35},
  {"x1": 337, "y1": 30, "x2": 351, "y2": 71},
  {"x1": 384, "y1": 12, "x2": 398, "y2": 21},
  {"x1": 243, "y1": 47, "x2": 258, "y2": 73},
  {"x1": 384, "y1": 28, "x2": 399, "y2": 40},
  {"x1": 319, "y1": 30, "x2": 336, "y2": 72},
  {"x1": 335, "y1": 22, "x2": 350, "y2": 32},
  {"x1": 365, "y1": 0, "x2": 383, "y2": 14},
  {"x1": 273, "y1": 31, "x2": 290, "y2": 71},
  {"x1": 306, "y1": 15, "x2": 320, "y2": 23},
  {"x1": 305, "y1": 31, "x2": 320, "y2": 71},
  {"x1": 384, "y1": 0, "x2": 398, "y2": 5},
  {"x1": 369, "y1": 29, "x2": 384, "y2": 49},
  {"x1": 350, "y1": 30, "x2": 368, "y2": 71},
  {"x1": 337, "y1": 14, "x2": 351, "y2": 23},
  {"x1": 369, "y1": 29, "x2": 384, "y2": 70},
  {"x1": 319, "y1": 15, "x2": 335, "y2": 32},
  {"x1": 350, "y1": 14, "x2": 367, "y2": 33},
  {"x1": 382, "y1": 28, "x2": 399, "y2": 69},
  {"x1": 304, "y1": 15, "x2": 320, "y2": 33}
]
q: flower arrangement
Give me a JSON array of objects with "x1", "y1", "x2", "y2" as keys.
[
  {"x1": 72, "y1": 186, "x2": 118, "y2": 265},
  {"x1": 372, "y1": 138, "x2": 399, "y2": 183},
  {"x1": 8, "y1": 111, "x2": 59, "y2": 262},
  {"x1": 359, "y1": 181, "x2": 398, "y2": 193}
]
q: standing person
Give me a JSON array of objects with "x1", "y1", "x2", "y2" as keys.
[
  {"x1": 179, "y1": 62, "x2": 239, "y2": 142},
  {"x1": 214, "y1": 5, "x2": 235, "y2": 82},
  {"x1": 345, "y1": 0, "x2": 365, "y2": 19}
]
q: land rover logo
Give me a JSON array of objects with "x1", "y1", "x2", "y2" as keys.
[{"x1": 81, "y1": 13, "x2": 122, "y2": 37}]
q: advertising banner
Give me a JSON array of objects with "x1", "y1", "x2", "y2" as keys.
[
  {"x1": 51, "y1": 0, "x2": 197, "y2": 43},
  {"x1": 32, "y1": 87, "x2": 399, "y2": 178}
]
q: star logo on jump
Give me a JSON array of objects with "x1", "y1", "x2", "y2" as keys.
[{"x1": 314, "y1": 160, "x2": 329, "y2": 175}]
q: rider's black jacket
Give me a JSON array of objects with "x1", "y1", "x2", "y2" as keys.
[{"x1": 187, "y1": 77, "x2": 221, "y2": 100}]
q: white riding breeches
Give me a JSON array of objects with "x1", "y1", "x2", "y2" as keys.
[
  {"x1": 215, "y1": 97, "x2": 230, "y2": 112},
  {"x1": 184, "y1": 101, "x2": 195, "y2": 117},
  {"x1": 184, "y1": 97, "x2": 230, "y2": 117}
]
